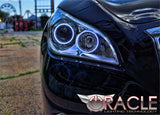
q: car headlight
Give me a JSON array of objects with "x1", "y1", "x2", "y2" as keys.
[{"x1": 48, "y1": 9, "x2": 119, "y2": 65}]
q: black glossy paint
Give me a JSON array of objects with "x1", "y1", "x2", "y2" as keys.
[
  {"x1": 97, "y1": 0, "x2": 160, "y2": 23},
  {"x1": 41, "y1": 0, "x2": 160, "y2": 114},
  {"x1": 58, "y1": 0, "x2": 160, "y2": 95}
]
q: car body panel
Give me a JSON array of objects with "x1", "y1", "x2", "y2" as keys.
[
  {"x1": 58, "y1": 0, "x2": 160, "y2": 95},
  {"x1": 41, "y1": 0, "x2": 160, "y2": 114},
  {"x1": 96, "y1": 0, "x2": 160, "y2": 24}
]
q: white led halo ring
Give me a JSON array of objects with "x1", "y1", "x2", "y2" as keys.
[
  {"x1": 54, "y1": 23, "x2": 75, "y2": 45},
  {"x1": 76, "y1": 30, "x2": 99, "y2": 53}
]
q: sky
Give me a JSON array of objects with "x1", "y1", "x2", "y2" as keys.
[{"x1": 0, "y1": 0, "x2": 62, "y2": 17}]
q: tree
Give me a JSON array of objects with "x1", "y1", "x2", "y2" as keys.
[{"x1": 0, "y1": 11, "x2": 9, "y2": 21}]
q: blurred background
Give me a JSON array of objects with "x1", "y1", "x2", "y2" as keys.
[
  {"x1": 0, "y1": 0, "x2": 62, "y2": 114},
  {"x1": 0, "y1": 0, "x2": 62, "y2": 33}
]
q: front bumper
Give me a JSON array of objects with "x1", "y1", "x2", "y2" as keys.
[
  {"x1": 41, "y1": 48, "x2": 150, "y2": 114},
  {"x1": 42, "y1": 78, "x2": 89, "y2": 114}
]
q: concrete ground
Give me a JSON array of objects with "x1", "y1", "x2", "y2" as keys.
[{"x1": 0, "y1": 32, "x2": 43, "y2": 115}]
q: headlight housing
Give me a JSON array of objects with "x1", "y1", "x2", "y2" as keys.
[{"x1": 48, "y1": 9, "x2": 119, "y2": 65}]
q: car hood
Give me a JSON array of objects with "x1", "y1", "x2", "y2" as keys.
[{"x1": 96, "y1": 0, "x2": 160, "y2": 24}]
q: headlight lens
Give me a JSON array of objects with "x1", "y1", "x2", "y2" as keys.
[
  {"x1": 76, "y1": 30, "x2": 99, "y2": 53},
  {"x1": 48, "y1": 9, "x2": 119, "y2": 65},
  {"x1": 54, "y1": 23, "x2": 75, "y2": 45}
]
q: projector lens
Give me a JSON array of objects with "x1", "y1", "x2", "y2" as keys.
[
  {"x1": 76, "y1": 30, "x2": 99, "y2": 53},
  {"x1": 54, "y1": 23, "x2": 74, "y2": 44}
]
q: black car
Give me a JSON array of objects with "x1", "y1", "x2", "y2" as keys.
[{"x1": 41, "y1": 0, "x2": 160, "y2": 114}]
